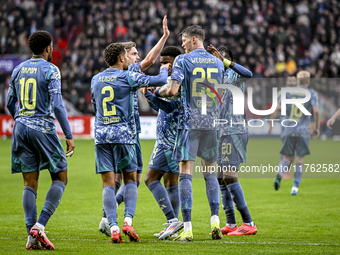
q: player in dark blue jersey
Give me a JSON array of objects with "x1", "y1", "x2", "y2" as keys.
[
  {"x1": 155, "y1": 25, "x2": 225, "y2": 241},
  {"x1": 269, "y1": 76, "x2": 297, "y2": 179},
  {"x1": 99, "y1": 16, "x2": 171, "y2": 236},
  {"x1": 140, "y1": 46, "x2": 184, "y2": 240},
  {"x1": 272, "y1": 71, "x2": 320, "y2": 195},
  {"x1": 92, "y1": 42, "x2": 169, "y2": 243},
  {"x1": 6, "y1": 30, "x2": 75, "y2": 250},
  {"x1": 208, "y1": 44, "x2": 257, "y2": 236}
]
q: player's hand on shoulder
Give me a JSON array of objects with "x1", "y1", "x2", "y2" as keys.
[
  {"x1": 66, "y1": 139, "x2": 75, "y2": 157},
  {"x1": 207, "y1": 44, "x2": 223, "y2": 61}
]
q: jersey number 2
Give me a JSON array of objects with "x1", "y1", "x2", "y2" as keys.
[{"x1": 102, "y1": 86, "x2": 116, "y2": 116}]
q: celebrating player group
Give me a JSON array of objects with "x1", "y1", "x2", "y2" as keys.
[{"x1": 7, "y1": 14, "x2": 320, "y2": 250}]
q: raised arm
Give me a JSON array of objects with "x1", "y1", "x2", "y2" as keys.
[
  {"x1": 128, "y1": 65, "x2": 169, "y2": 88},
  {"x1": 140, "y1": 15, "x2": 170, "y2": 71},
  {"x1": 208, "y1": 44, "x2": 252, "y2": 78},
  {"x1": 144, "y1": 90, "x2": 179, "y2": 113}
]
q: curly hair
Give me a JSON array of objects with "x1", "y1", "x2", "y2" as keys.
[
  {"x1": 103, "y1": 43, "x2": 126, "y2": 66},
  {"x1": 217, "y1": 46, "x2": 234, "y2": 61},
  {"x1": 180, "y1": 25, "x2": 205, "y2": 41},
  {"x1": 160, "y1": 46, "x2": 182, "y2": 58},
  {"x1": 28, "y1": 30, "x2": 52, "y2": 55},
  {"x1": 121, "y1": 41, "x2": 136, "y2": 52}
]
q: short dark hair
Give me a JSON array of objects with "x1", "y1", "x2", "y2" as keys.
[
  {"x1": 103, "y1": 43, "x2": 126, "y2": 66},
  {"x1": 180, "y1": 25, "x2": 205, "y2": 41},
  {"x1": 28, "y1": 30, "x2": 52, "y2": 55},
  {"x1": 121, "y1": 41, "x2": 136, "y2": 52},
  {"x1": 160, "y1": 46, "x2": 182, "y2": 58},
  {"x1": 217, "y1": 46, "x2": 233, "y2": 61}
]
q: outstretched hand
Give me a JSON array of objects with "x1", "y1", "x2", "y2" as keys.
[
  {"x1": 163, "y1": 15, "x2": 170, "y2": 38},
  {"x1": 207, "y1": 44, "x2": 223, "y2": 61}
]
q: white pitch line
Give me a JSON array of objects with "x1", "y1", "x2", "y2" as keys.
[{"x1": 0, "y1": 237, "x2": 339, "y2": 246}]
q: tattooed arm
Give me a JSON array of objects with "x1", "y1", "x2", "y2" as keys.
[{"x1": 156, "y1": 79, "x2": 181, "y2": 98}]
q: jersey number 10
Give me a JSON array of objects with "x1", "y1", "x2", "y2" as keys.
[{"x1": 19, "y1": 77, "x2": 37, "y2": 110}]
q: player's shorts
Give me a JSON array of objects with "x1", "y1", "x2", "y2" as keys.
[
  {"x1": 136, "y1": 135, "x2": 143, "y2": 174},
  {"x1": 172, "y1": 129, "x2": 219, "y2": 162},
  {"x1": 11, "y1": 121, "x2": 67, "y2": 174},
  {"x1": 217, "y1": 134, "x2": 248, "y2": 172},
  {"x1": 148, "y1": 147, "x2": 179, "y2": 175},
  {"x1": 95, "y1": 143, "x2": 137, "y2": 174},
  {"x1": 280, "y1": 136, "x2": 310, "y2": 157}
]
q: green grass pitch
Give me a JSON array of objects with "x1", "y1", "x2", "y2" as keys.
[{"x1": 0, "y1": 137, "x2": 339, "y2": 254}]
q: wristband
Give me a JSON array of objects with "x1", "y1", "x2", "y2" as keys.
[
  {"x1": 155, "y1": 90, "x2": 160, "y2": 97},
  {"x1": 223, "y1": 58, "x2": 231, "y2": 68}
]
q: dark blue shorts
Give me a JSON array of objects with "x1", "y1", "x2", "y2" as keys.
[
  {"x1": 148, "y1": 147, "x2": 179, "y2": 175},
  {"x1": 136, "y1": 135, "x2": 143, "y2": 174},
  {"x1": 11, "y1": 121, "x2": 67, "y2": 174},
  {"x1": 280, "y1": 136, "x2": 310, "y2": 157},
  {"x1": 172, "y1": 129, "x2": 219, "y2": 162},
  {"x1": 217, "y1": 134, "x2": 249, "y2": 170},
  {"x1": 95, "y1": 143, "x2": 137, "y2": 174}
]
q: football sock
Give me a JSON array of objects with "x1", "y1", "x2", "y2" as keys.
[
  {"x1": 23, "y1": 186, "x2": 37, "y2": 235},
  {"x1": 124, "y1": 181, "x2": 138, "y2": 218},
  {"x1": 102, "y1": 186, "x2": 117, "y2": 227},
  {"x1": 28, "y1": 235, "x2": 36, "y2": 243},
  {"x1": 179, "y1": 174, "x2": 193, "y2": 223},
  {"x1": 278, "y1": 160, "x2": 290, "y2": 177},
  {"x1": 166, "y1": 185, "x2": 180, "y2": 218},
  {"x1": 102, "y1": 181, "x2": 121, "y2": 218},
  {"x1": 294, "y1": 163, "x2": 303, "y2": 188},
  {"x1": 184, "y1": 221, "x2": 192, "y2": 232},
  {"x1": 204, "y1": 172, "x2": 220, "y2": 217},
  {"x1": 116, "y1": 180, "x2": 140, "y2": 205},
  {"x1": 116, "y1": 183, "x2": 125, "y2": 205},
  {"x1": 148, "y1": 181, "x2": 176, "y2": 221},
  {"x1": 227, "y1": 182, "x2": 252, "y2": 224},
  {"x1": 115, "y1": 181, "x2": 121, "y2": 194},
  {"x1": 124, "y1": 216, "x2": 132, "y2": 226},
  {"x1": 38, "y1": 181, "x2": 65, "y2": 227},
  {"x1": 210, "y1": 215, "x2": 220, "y2": 225},
  {"x1": 220, "y1": 184, "x2": 236, "y2": 225},
  {"x1": 110, "y1": 225, "x2": 120, "y2": 233}
]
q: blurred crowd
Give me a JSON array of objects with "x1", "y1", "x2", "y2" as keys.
[{"x1": 1, "y1": 0, "x2": 340, "y2": 116}]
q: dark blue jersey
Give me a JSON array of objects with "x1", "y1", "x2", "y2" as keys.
[
  {"x1": 171, "y1": 49, "x2": 224, "y2": 130},
  {"x1": 6, "y1": 58, "x2": 72, "y2": 138},
  {"x1": 145, "y1": 89, "x2": 180, "y2": 150},
  {"x1": 91, "y1": 67, "x2": 167, "y2": 144}
]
